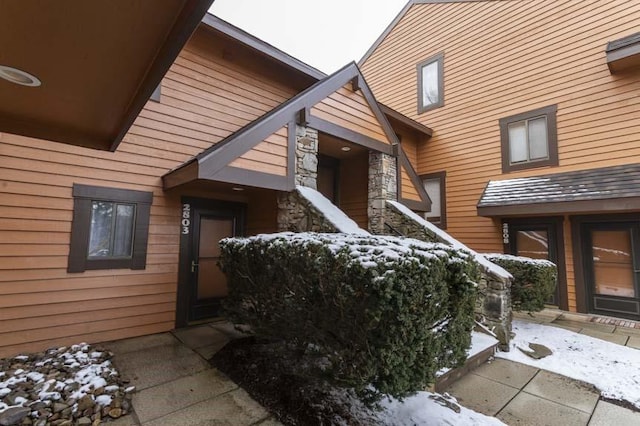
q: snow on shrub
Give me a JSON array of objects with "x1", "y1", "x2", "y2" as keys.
[
  {"x1": 483, "y1": 253, "x2": 557, "y2": 312},
  {"x1": 219, "y1": 232, "x2": 480, "y2": 401}
]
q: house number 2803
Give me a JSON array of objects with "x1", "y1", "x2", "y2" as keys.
[{"x1": 182, "y1": 203, "x2": 191, "y2": 234}]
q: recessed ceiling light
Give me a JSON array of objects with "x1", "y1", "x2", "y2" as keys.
[
  {"x1": 232, "y1": 187, "x2": 244, "y2": 191},
  {"x1": 341, "y1": 146, "x2": 352, "y2": 152},
  {"x1": 0, "y1": 65, "x2": 41, "y2": 87}
]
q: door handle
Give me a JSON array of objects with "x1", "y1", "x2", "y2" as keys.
[{"x1": 191, "y1": 260, "x2": 198, "y2": 273}]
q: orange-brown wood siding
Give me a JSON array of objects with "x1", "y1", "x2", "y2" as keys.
[
  {"x1": 228, "y1": 126, "x2": 289, "y2": 176},
  {"x1": 0, "y1": 27, "x2": 299, "y2": 357},
  {"x1": 398, "y1": 129, "x2": 421, "y2": 202},
  {"x1": 362, "y1": 0, "x2": 640, "y2": 312},
  {"x1": 339, "y1": 153, "x2": 369, "y2": 229},
  {"x1": 311, "y1": 86, "x2": 389, "y2": 144}
]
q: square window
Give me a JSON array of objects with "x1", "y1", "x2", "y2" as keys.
[
  {"x1": 421, "y1": 171, "x2": 447, "y2": 228},
  {"x1": 500, "y1": 105, "x2": 558, "y2": 173},
  {"x1": 68, "y1": 184, "x2": 153, "y2": 272},
  {"x1": 417, "y1": 53, "x2": 444, "y2": 113}
]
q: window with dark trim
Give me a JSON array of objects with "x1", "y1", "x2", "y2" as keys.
[
  {"x1": 500, "y1": 105, "x2": 558, "y2": 173},
  {"x1": 417, "y1": 52, "x2": 444, "y2": 113},
  {"x1": 68, "y1": 184, "x2": 153, "y2": 272},
  {"x1": 422, "y1": 171, "x2": 447, "y2": 229}
]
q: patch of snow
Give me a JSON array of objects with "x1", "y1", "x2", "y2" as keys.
[
  {"x1": 0, "y1": 388, "x2": 10, "y2": 398},
  {"x1": 497, "y1": 320, "x2": 640, "y2": 409},
  {"x1": 13, "y1": 355, "x2": 29, "y2": 361},
  {"x1": 95, "y1": 395, "x2": 113, "y2": 406},
  {"x1": 438, "y1": 331, "x2": 498, "y2": 377},
  {"x1": 387, "y1": 200, "x2": 512, "y2": 280},
  {"x1": 296, "y1": 186, "x2": 370, "y2": 235}
]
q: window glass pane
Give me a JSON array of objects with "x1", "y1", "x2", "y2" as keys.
[
  {"x1": 424, "y1": 178, "x2": 441, "y2": 218},
  {"x1": 592, "y1": 230, "x2": 635, "y2": 298},
  {"x1": 113, "y1": 204, "x2": 135, "y2": 257},
  {"x1": 88, "y1": 201, "x2": 113, "y2": 258},
  {"x1": 516, "y1": 230, "x2": 549, "y2": 259},
  {"x1": 508, "y1": 122, "x2": 527, "y2": 163},
  {"x1": 421, "y1": 61, "x2": 439, "y2": 107},
  {"x1": 528, "y1": 117, "x2": 548, "y2": 160}
]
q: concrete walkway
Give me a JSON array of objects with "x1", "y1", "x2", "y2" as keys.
[
  {"x1": 447, "y1": 310, "x2": 640, "y2": 425},
  {"x1": 104, "y1": 321, "x2": 280, "y2": 426}
]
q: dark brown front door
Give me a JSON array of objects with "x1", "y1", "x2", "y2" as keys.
[
  {"x1": 177, "y1": 198, "x2": 245, "y2": 325},
  {"x1": 582, "y1": 222, "x2": 640, "y2": 319},
  {"x1": 505, "y1": 217, "x2": 566, "y2": 308}
]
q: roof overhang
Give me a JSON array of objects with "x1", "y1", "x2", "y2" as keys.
[
  {"x1": 477, "y1": 164, "x2": 640, "y2": 217},
  {"x1": 606, "y1": 32, "x2": 640, "y2": 74},
  {"x1": 0, "y1": 0, "x2": 214, "y2": 151}
]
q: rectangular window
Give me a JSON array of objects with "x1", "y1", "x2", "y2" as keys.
[
  {"x1": 68, "y1": 184, "x2": 153, "y2": 272},
  {"x1": 500, "y1": 105, "x2": 558, "y2": 173},
  {"x1": 421, "y1": 171, "x2": 447, "y2": 228},
  {"x1": 417, "y1": 52, "x2": 444, "y2": 113}
]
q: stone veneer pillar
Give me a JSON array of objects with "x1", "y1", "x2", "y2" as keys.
[
  {"x1": 277, "y1": 125, "x2": 319, "y2": 231},
  {"x1": 368, "y1": 151, "x2": 398, "y2": 234}
]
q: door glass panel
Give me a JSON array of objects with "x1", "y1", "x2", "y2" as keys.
[
  {"x1": 516, "y1": 230, "x2": 549, "y2": 259},
  {"x1": 592, "y1": 230, "x2": 635, "y2": 298},
  {"x1": 197, "y1": 217, "x2": 233, "y2": 300}
]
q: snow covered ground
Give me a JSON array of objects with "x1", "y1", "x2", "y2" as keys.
[{"x1": 497, "y1": 320, "x2": 640, "y2": 409}]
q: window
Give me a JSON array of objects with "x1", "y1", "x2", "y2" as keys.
[
  {"x1": 500, "y1": 105, "x2": 558, "y2": 173},
  {"x1": 422, "y1": 171, "x2": 446, "y2": 228},
  {"x1": 417, "y1": 52, "x2": 444, "y2": 113},
  {"x1": 68, "y1": 184, "x2": 153, "y2": 272}
]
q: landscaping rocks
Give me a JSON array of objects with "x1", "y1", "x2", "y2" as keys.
[{"x1": 0, "y1": 344, "x2": 134, "y2": 425}]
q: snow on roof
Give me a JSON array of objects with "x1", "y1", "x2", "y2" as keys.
[
  {"x1": 296, "y1": 186, "x2": 370, "y2": 235},
  {"x1": 387, "y1": 200, "x2": 512, "y2": 280}
]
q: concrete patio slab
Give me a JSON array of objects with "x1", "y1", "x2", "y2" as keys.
[
  {"x1": 112, "y1": 338, "x2": 209, "y2": 390},
  {"x1": 497, "y1": 391, "x2": 591, "y2": 426},
  {"x1": 473, "y1": 358, "x2": 538, "y2": 389},
  {"x1": 614, "y1": 326, "x2": 640, "y2": 336},
  {"x1": 579, "y1": 328, "x2": 629, "y2": 345},
  {"x1": 446, "y1": 373, "x2": 519, "y2": 416},
  {"x1": 626, "y1": 336, "x2": 640, "y2": 349},
  {"x1": 523, "y1": 370, "x2": 599, "y2": 414},
  {"x1": 173, "y1": 325, "x2": 229, "y2": 350},
  {"x1": 105, "y1": 333, "x2": 178, "y2": 354},
  {"x1": 553, "y1": 323, "x2": 583, "y2": 333},
  {"x1": 141, "y1": 388, "x2": 272, "y2": 426},
  {"x1": 553, "y1": 319, "x2": 615, "y2": 333},
  {"x1": 588, "y1": 400, "x2": 640, "y2": 425},
  {"x1": 133, "y1": 368, "x2": 238, "y2": 423},
  {"x1": 210, "y1": 322, "x2": 250, "y2": 339}
]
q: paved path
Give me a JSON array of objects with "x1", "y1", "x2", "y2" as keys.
[
  {"x1": 104, "y1": 321, "x2": 280, "y2": 426},
  {"x1": 447, "y1": 310, "x2": 640, "y2": 425}
]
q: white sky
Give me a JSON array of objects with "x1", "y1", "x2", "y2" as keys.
[{"x1": 208, "y1": 0, "x2": 409, "y2": 74}]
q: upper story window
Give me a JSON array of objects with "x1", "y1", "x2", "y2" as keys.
[
  {"x1": 422, "y1": 171, "x2": 447, "y2": 229},
  {"x1": 417, "y1": 52, "x2": 444, "y2": 113},
  {"x1": 68, "y1": 184, "x2": 153, "y2": 272},
  {"x1": 499, "y1": 105, "x2": 559, "y2": 173}
]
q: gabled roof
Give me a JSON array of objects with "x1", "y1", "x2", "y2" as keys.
[{"x1": 477, "y1": 163, "x2": 640, "y2": 217}]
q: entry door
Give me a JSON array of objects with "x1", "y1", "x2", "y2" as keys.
[
  {"x1": 179, "y1": 199, "x2": 245, "y2": 323},
  {"x1": 507, "y1": 220, "x2": 561, "y2": 306},
  {"x1": 583, "y1": 222, "x2": 640, "y2": 319}
]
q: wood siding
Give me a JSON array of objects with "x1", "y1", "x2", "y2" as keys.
[
  {"x1": 361, "y1": 0, "x2": 640, "y2": 312},
  {"x1": 228, "y1": 125, "x2": 289, "y2": 176},
  {"x1": 339, "y1": 153, "x2": 369, "y2": 229},
  {"x1": 0, "y1": 26, "x2": 299, "y2": 357}
]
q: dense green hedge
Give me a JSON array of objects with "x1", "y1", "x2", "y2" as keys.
[
  {"x1": 484, "y1": 253, "x2": 557, "y2": 312},
  {"x1": 219, "y1": 232, "x2": 480, "y2": 401}
]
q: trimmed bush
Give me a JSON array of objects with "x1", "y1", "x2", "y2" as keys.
[
  {"x1": 483, "y1": 253, "x2": 557, "y2": 312},
  {"x1": 219, "y1": 232, "x2": 480, "y2": 401}
]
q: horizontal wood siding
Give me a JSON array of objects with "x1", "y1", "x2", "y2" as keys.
[
  {"x1": 339, "y1": 153, "x2": 369, "y2": 229},
  {"x1": 311, "y1": 86, "x2": 389, "y2": 144},
  {"x1": 228, "y1": 125, "x2": 288, "y2": 176},
  {"x1": 246, "y1": 191, "x2": 278, "y2": 236},
  {"x1": 0, "y1": 27, "x2": 299, "y2": 357},
  {"x1": 399, "y1": 131, "x2": 421, "y2": 202},
  {"x1": 362, "y1": 0, "x2": 640, "y2": 312}
]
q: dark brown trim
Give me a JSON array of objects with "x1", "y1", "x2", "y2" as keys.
[
  {"x1": 296, "y1": 107, "x2": 310, "y2": 126},
  {"x1": 358, "y1": 0, "x2": 415, "y2": 66},
  {"x1": 420, "y1": 171, "x2": 447, "y2": 228},
  {"x1": 499, "y1": 104, "x2": 558, "y2": 173},
  {"x1": 201, "y1": 14, "x2": 326, "y2": 80},
  {"x1": 399, "y1": 147, "x2": 432, "y2": 212},
  {"x1": 606, "y1": 32, "x2": 640, "y2": 73},
  {"x1": 379, "y1": 103, "x2": 433, "y2": 137},
  {"x1": 212, "y1": 167, "x2": 294, "y2": 191},
  {"x1": 477, "y1": 196, "x2": 640, "y2": 217},
  {"x1": 351, "y1": 76, "x2": 360, "y2": 91},
  {"x1": 110, "y1": 0, "x2": 214, "y2": 151},
  {"x1": 287, "y1": 120, "x2": 296, "y2": 189},
  {"x1": 68, "y1": 184, "x2": 153, "y2": 273},
  {"x1": 401, "y1": 198, "x2": 429, "y2": 212},
  {"x1": 307, "y1": 116, "x2": 394, "y2": 156},
  {"x1": 503, "y1": 216, "x2": 568, "y2": 311},
  {"x1": 417, "y1": 52, "x2": 445, "y2": 114},
  {"x1": 356, "y1": 72, "x2": 402, "y2": 148},
  {"x1": 163, "y1": 161, "x2": 199, "y2": 190}
]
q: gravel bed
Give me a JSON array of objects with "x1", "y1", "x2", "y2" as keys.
[{"x1": 0, "y1": 343, "x2": 133, "y2": 426}]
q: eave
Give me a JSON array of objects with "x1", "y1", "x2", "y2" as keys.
[{"x1": 607, "y1": 32, "x2": 640, "y2": 74}]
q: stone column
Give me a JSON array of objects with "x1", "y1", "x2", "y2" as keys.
[
  {"x1": 368, "y1": 152, "x2": 397, "y2": 234},
  {"x1": 476, "y1": 273, "x2": 512, "y2": 350}
]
